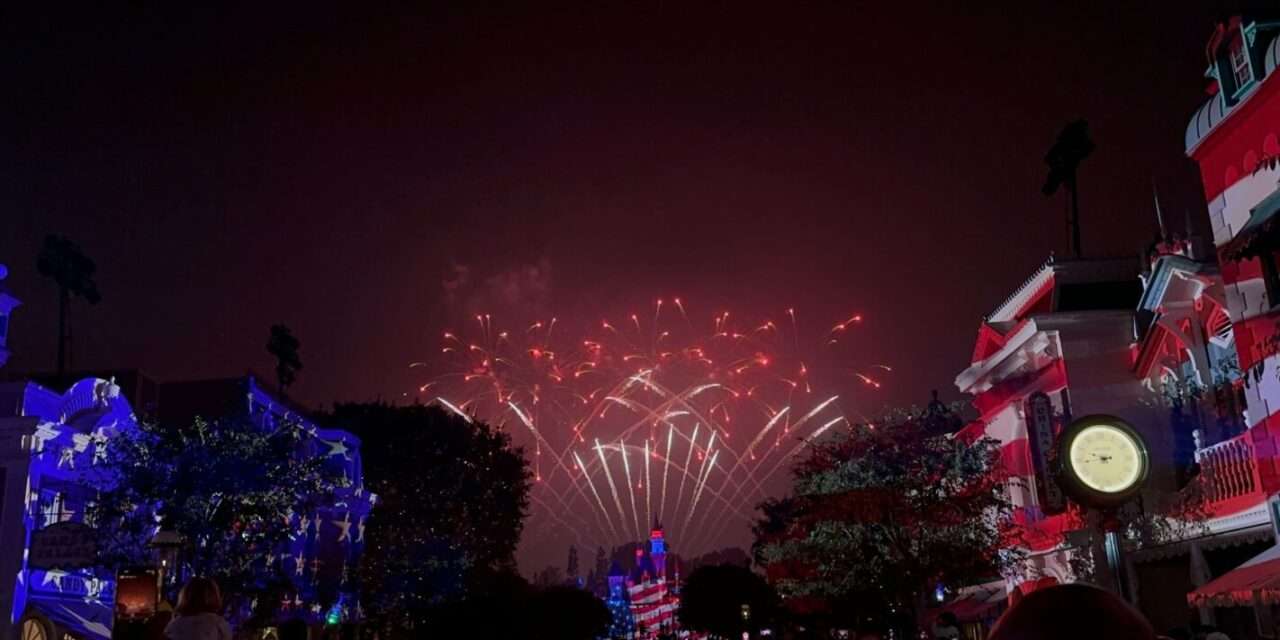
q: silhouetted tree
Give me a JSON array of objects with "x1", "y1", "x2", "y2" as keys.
[
  {"x1": 686, "y1": 547, "x2": 751, "y2": 573},
  {"x1": 325, "y1": 403, "x2": 531, "y2": 638},
  {"x1": 593, "y1": 546, "x2": 608, "y2": 594},
  {"x1": 1042, "y1": 119, "x2": 1095, "y2": 258},
  {"x1": 678, "y1": 564, "x2": 780, "y2": 639},
  {"x1": 36, "y1": 234, "x2": 101, "y2": 376},
  {"x1": 526, "y1": 586, "x2": 611, "y2": 640},
  {"x1": 534, "y1": 565, "x2": 566, "y2": 587},
  {"x1": 266, "y1": 324, "x2": 302, "y2": 395},
  {"x1": 567, "y1": 545, "x2": 580, "y2": 583}
]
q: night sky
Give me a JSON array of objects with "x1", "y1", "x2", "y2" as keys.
[{"x1": 3, "y1": 2, "x2": 1225, "y2": 564}]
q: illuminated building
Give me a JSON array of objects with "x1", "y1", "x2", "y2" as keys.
[
  {"x1": 1173, "y1": 9, "x2": 1280, "y2": 630},
  {"x1": 0, "y1": 272, "x2": 375, "y2": 640}
]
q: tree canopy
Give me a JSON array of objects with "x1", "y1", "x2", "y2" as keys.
[
  {"x1": 324, "y1": 402, "x2": 531, "y2": 635},
  {"x1": 753, "y1": 409, "x2": 1018, "y2": 630},
  {"x1": 87, "y1": 416, "x2": 339, "y2": 618},
  {"x1": 678, "y1": 563, "x2": 781, "y2": 639}
]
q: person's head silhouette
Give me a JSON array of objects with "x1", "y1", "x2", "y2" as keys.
[{"x1": 989, "y1": 584, "x2": 1155, "y2": 640}]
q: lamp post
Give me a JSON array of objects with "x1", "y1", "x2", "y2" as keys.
[{"x1": 149, "y1": 521, "x2": 185, "y2": 600}]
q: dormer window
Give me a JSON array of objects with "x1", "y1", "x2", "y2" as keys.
[{"x1": 1230, "y1": 36, "x2": 1253, "y2": 92}]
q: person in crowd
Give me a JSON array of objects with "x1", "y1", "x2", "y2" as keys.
[
  {"x1": 164, "y1": 577, "x2": 233, "y2": 640},
  {"x1": 988, "y1": 583, "x2": 1156, "y2": 640},
  {"x1": 932, "y1": 612, "x2": 961, "y2": 639},
  {"x1": 277, "y1": 619, "x2": 308, "y2": 640}
]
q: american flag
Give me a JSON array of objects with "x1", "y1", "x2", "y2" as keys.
[{"x1": 629, "y1": 578, "x2": 677, "y2": 633}]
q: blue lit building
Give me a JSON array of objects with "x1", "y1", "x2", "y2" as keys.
[{"x1": 0, "y1": 275, "x2": 375, "y2": 640}]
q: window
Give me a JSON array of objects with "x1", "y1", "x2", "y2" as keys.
[
  {"x1": 1230, "y1": 37, "x2": 1252, "y2": 92},
  {"x1": 1262, "y1": 251, "x2": 1280, "y2": 309}
]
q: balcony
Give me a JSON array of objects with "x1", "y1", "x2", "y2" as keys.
[{"x1": 1194, "y1": 430, "x2": 1266, "y2": 515}]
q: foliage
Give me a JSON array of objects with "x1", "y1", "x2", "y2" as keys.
[
  {"x1": 677, "y1": 564, "x2": 780, "y2": 639},
  {"x1": 1065, "y1": 482, "x2": 1212, "y2": 583},
  {"x1": 533, "y1": 565, "x2": 566, "y2": 587},
  {"x1": 266, "y1": 324, "x2": 303, "y2": 395},
  {"x1": 753, "y1": 409, "x2": 1018, "y2": 630},
  {"x1": 687, "y1": 547, "x2": 752, "y2": 574},
  {"x1": 86, "y1": 416, "x2": 338, "y2": 617},
  {"x1": 567, "y1": 544, "x2": 580, "y2": 583},
  {"x1": 525, "y1": 586, "x2": 611, "y2": 640},
  {"x1": 324, "y1": 403, "x2": 531, "y2": 635}
]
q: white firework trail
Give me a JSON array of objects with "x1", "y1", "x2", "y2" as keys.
[
  {"x1": 595, "y1": 439, "x2": 628, "y2": 539},
  {"x1": 659, "y1": 426, "x2": 673, "y2": 523},
  {"x1": 644, "y1": 439, "x2": 652, "y2": 529},
  {"x1": 620, "y1": 440, "x2": 641, "y2": 539},
  {"x1": 433, "y1": 397, "x2": 472, "y2": 423},
  {"x1": 574, "y1": 451, "x2": 619, "y2": 540}
]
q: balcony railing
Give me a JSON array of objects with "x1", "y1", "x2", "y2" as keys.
[{"x1": 1194, "y1": 430, "x2": 1265, "y2": 513}]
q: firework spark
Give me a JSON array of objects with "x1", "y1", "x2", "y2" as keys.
[{"x1": 417, "y1": 300, "x2": 883, "y2": 557}]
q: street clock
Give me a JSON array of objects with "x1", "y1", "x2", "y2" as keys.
[{"x1": 1054, "y1": 415, "x2": 1149, "y2": 509}]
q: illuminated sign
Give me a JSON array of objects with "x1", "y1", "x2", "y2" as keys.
[{"x1": 1025, "y1": 393, "x2": 1067, "y2": 515}]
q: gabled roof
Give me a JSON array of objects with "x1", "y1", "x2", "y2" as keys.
[{"x1": 1135, "y1": 255, "x2": 1217, "y2": 322}]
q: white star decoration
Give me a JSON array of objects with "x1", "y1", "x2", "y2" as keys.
[
  {"x1": 294, "y1": 552, "x2": 305, "y2": 576},
  {"x1": 72, "y1": 432, "x2": 93, "y2": 453},
  {"x1": 333, "y1": 513, "x2": 352, "y2": 542},
  {"x1": 32, "y1": 422, "x2": 61, "y2": 452},
  {"x1": 323, "y1": 439, "x2": 351, "y2": 459},
  {"x1": 59, "y1": 604, "x2": 111, "y2": 639},
  {"x1": 41, "y1": 570, "x2": 67, "y2": 590},
  {"x1": 356, "y1": 516, "x2": 366, "y2": 543}
]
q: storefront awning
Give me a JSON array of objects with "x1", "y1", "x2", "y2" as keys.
[
  {"x1": 1188, "y1": 544, "x2": 1280, "y2": 607},
  {"x1": 1222, "y1": 189, "x2": 1280, "y2": 260},
  {"x1": 939, "y1": 581, "x2": 1007, "y2": 622}
]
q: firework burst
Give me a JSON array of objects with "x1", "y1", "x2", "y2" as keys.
[{"x1": 414, "y1": 300, "x2": 886, "y2": 557}]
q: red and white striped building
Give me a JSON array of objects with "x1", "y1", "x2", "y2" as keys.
[
  {"x1": 629, "y1": 577, "x2": 678, "y2": 634},
  {"x1": 950, "y1": 12, "x2": 1280, "y2": 636},
  {"x1": 1185, "y1": 13, "x2": 1280, "y2": 490},
  {"x1": 611, "y1": 524, "x2": 683, "y2": 638},
  {"x1": 955, "y1": 257, "x2": 1179, "y2": 594}
]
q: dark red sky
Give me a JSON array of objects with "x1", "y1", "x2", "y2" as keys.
[
  {"x1": 4, "y1": 3, "x2": 1218, "y2": 413},
  {"x1": 3, "y1": 1, "x2": 1240, "y2": 569}
]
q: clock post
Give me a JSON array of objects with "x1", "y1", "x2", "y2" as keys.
[{"x1": 1052, "y1": 415, "x2": 1151, "y2": 600}]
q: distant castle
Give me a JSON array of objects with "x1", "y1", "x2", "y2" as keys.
[{"x1": 606, "y1": 522, "x2": 680, "y2": 636}]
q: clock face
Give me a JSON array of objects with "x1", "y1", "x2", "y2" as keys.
[{"x1": 1067, "y1": 423, "x2": 1145, "y2": 494}]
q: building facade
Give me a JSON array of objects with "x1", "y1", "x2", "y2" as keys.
[{"x1": 0, "y1": 281, "x2": 375, "y2": 640}]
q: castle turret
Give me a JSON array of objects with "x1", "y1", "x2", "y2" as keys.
[{"x1": 650, "y1": 520, "x2": 667, "y2": 581}]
